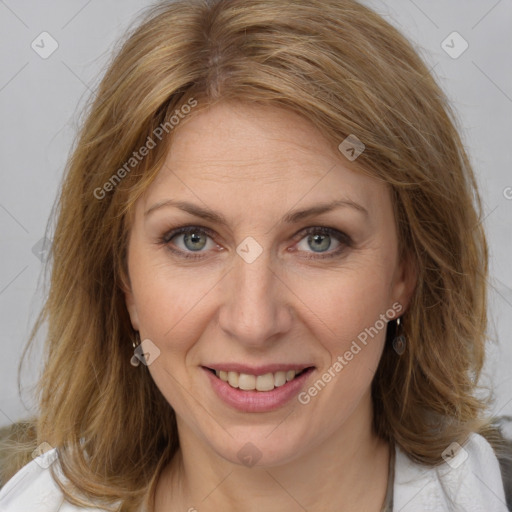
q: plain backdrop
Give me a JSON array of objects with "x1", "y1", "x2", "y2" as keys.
[{"x1": 0, "y1": 0, "x2": 511, "y2": 429}]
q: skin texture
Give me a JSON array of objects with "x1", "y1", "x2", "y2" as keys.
[{"x1": 124, "y1": 101, "x2": 416, "y2": 511}]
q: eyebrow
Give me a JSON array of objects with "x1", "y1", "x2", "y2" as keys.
[{"x1": 144, "y1": 198, "x2": 368, "y2": 225}]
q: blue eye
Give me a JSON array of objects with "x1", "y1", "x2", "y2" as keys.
[
  {"x1": 158, "y1": 225, "x2": 351, "y2": 260},
  {"x1": 299, "y1": 232, "x2": 337, "y2": 253},
  {"x1": 294, "y1": 226, "x2": 350, "y2": 259},
  {"x1": 179, "y1": 230, "x2": 209, "y2": 251},
  {"x1": 161, "y1": 227, "x2": 216, "y2": 258}
]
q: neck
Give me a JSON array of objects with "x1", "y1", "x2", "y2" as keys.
[{"x1": 153, "y1": 393, "x2": 390, "y2": 512}]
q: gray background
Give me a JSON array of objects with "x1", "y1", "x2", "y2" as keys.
[{"x1": 0, "y1": 0, "x2": 511, "y2": 428}]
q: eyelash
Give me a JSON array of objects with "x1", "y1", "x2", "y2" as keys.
[
  {"x1": 157, "y1": 226, "x2": 352, "y2": 260},
  {"x1": 157, "y1": 225, "x2": 352, "y2": 261}
]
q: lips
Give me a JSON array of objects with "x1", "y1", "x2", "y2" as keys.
[{"x1": 203, "y1": 364, "x2": 315, "y2": 412}]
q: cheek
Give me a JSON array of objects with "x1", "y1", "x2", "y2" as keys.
[
  {"x1": 128, "y1": 249, "x2": 218, "y2": 353},
  {"x1": 290, "y1": 256, "x2": 395, "y2": 354},
  {"x1": 293, "y1": 267, "x2": 392, "y2": 424}
]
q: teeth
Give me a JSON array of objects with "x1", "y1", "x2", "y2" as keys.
[
  {"x1": 228, "y1": 371, "x2": 239, "y2": 388},
  {"x1": 214, "y1": 369, "x2": 306, "y2": 391},
  {"x1": 238, "y1": 373, "x2": 256, "y2": 390},
  {"x1": 256, "y1": 373, "x2": 274, "y2": 391},
  {"x1": 274, "y1": 371, "x2": 287, "y2": 387}
]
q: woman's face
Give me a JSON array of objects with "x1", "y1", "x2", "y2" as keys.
[{"x1": 124, "y1": 101, "x2": 415, "y2": 466}]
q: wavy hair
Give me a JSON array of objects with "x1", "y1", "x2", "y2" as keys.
[{"x1": 2, "y1": 0, "x2": 506, "y2": 510}]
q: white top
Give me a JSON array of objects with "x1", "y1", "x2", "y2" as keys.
[{"x1": 0, "y1": 433, "x2": 508, "y2": 511}]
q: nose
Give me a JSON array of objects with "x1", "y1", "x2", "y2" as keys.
[{"x1": 217, "y1": 245, "x2": 294, "y2": 348}]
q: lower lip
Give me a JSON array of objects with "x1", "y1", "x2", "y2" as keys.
[{"x1": 203, "y1": 367, "x2": 315, "y2": 413}]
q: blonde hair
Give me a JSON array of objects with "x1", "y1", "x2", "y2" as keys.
[{"x1": 2, "y1": 0, "x2": 505, "y2": 509}]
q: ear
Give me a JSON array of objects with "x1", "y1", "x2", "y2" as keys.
[
  {"x1": 120, "y1": 271, "x2": 140, "y2": 332},
  {"x1": 391, "y1": 249, "x2": 418, "y2": 315}
]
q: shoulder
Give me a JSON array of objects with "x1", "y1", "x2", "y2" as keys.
[
  {"x1": 0, "y1": 448, "x2": 107, "y2": 512},
  {"x1": 393, "y1": 432, "x2": 509, "y2": 511}
]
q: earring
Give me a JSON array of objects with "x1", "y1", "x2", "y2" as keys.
[
  {"x1": 130, "y1": 331, "x2": 141, "y2": 367},
  {"x1": 392, "y1": 317, "x2": 406, "y2": 355}
]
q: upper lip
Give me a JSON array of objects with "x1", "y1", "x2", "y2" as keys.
[{"x1": 203, "y1": 363, "x2": 314, "y2": 375}]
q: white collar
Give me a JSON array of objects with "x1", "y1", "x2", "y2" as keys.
[{"x1": 393, "y1": 432, "x2": 509, "y2": 511}]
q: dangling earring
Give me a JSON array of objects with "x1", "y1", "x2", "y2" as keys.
[
  {"x1": 130, "y1": 331, "x2": 141, "y2": 367},
  {"x1": 392, "y1": 317, "x2": 406, "y2": 355}
]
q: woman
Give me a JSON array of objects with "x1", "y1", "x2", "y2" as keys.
[{"x1": 0, "y1": 0, "x2": 510, "y2": 510}]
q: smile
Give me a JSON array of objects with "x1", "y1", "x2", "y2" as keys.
[
  {"x1": 203, "y1": 365, "x2": 315, "y2": 412},
  {"x1": 207, "y1": 368, "x2": 310, "y2": 391}
]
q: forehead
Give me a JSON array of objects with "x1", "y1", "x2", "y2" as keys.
[{"x1": 139, "y1": 101, "x2": 389, "y2": 219}]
